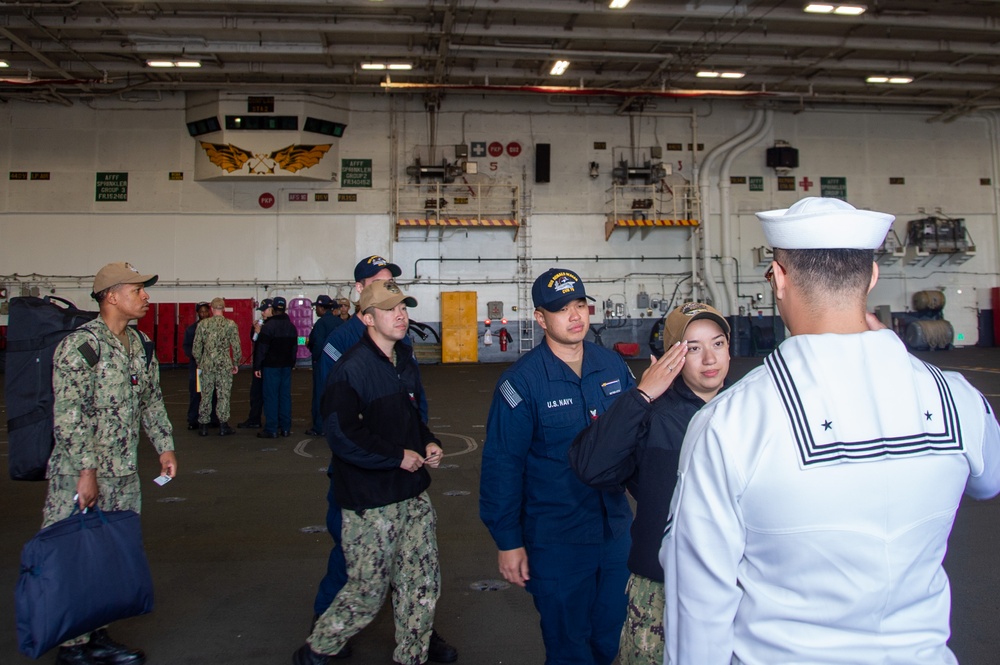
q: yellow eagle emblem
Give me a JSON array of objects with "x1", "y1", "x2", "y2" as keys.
[{"x1": 200, "y1": 142, "x2": 332, "y2": 174}]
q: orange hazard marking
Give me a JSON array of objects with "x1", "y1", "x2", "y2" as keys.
[
  {"x1": 397, "y1": 218, "x2": 519, "y2": 227},
  {"x1": 612, "y1": 219, "x2": 700, "y2": 227}
]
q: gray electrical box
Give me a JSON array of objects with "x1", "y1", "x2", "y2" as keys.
[
  {"x1": 455, "y1": 144, "x2": 469, "y2": 158},
  {"x1": 875, "y1": 304, "x2": 892, "y2": 328},
  {"x1": 636, "y1": 291, "x2": 650, "y2": 309},
  {"x1": 487, "y1": 300, "x2": 504, "y2": 319}
]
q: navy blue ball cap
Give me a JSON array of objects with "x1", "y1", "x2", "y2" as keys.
[
  {"x1": 354, "y1": 255, "x2": 402, "y2": 282},
  {"x1": 256, "y1": 298, "x2": 273, "y2": 311},
  {"x1": 272, "y1": 296, "x2": 287, "y2": 310},
  {"x1": 313, "y1": 294, "x2": 336, "y2": 308},
  {"x1": 532, "y1": 268, "x2": 595, "y2": 312}
]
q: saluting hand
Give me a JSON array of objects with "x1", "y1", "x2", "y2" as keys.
[
  {"x1": 636, "y1": 341, "x2": 688, "y2": 402},
  {"x1": 865, "y1": 312, "x2": 888, "y2": 331}
]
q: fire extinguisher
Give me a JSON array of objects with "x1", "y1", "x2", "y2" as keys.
[
  {"x1": 499, "y1": 327, "x2": 512, "y2": 352},
  {"x1": 484, "y1": 328, "x2": 493, "y2": 346}
]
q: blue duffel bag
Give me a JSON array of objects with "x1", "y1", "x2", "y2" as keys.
[{"x1": 15, "y1": 508, "x2": 155, "y2": 659}]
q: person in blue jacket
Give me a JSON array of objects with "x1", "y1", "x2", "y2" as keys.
[
  {"x1": 480, "y1": 267, "x2": 635, "y2": 665},
  {"x1": 311, "y1": 255, "x2": 455, "y2": 663},
  {"x1": 305, "y1": 294, "x2": 344, "y2": 437}
]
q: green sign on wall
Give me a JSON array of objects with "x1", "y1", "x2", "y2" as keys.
[
  {"x1": 820, "y1": 177, "x2": 847, "y2": 200},
  {"x1": 341, "y1": 159, "x2": 372, "y2": 188},
  {"x1": 749, "y1": 176, "x2": 764, "y2": 192},
  {"x1": 96, "y1": 172, "x2": 128, "y2": 202}
]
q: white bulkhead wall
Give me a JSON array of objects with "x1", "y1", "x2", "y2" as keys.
[{"x1": 0, "y1": 92, "x2": 996, "y2": 347}]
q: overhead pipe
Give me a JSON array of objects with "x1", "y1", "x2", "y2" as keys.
[
  {"x1": 696, "y1": 108, "x2": 765, "y2": 311},
  {"x1": 39, "y1": 0, "x2": 998, "y2": 35},
  {"x1": 718, "y1": 109, "x2": 773, "y2": 314}
]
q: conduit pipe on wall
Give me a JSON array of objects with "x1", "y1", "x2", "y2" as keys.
[
  {"x1": 718, "y1": 109, "x2": 773, "y2": 314},
  {"x1": 984, "y1": 111, "x2": 1000, "y2": 274},
  {"x1": 412, "y1": 255, "x2": 692, "y2": 279},
  {"x1": 696, "y1": 108, "x2": 765, "y2": 312},
  {"x1": 626, "y1": 109, "x2": 702, "y2": 301}
]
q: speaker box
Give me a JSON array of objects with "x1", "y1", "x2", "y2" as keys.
[
  {"x1": 535, "y1": 143, "x2": 551, "y2": 183},
  {"x1": 766, "y1": 146, "x2": 799, "y2": 168}
]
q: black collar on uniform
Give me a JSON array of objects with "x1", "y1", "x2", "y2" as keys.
[{"x1": 360, "y1": 330, "x2": 413, "y2": 366}]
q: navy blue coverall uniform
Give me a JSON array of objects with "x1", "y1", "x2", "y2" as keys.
[
  {"x1": 307, "y1": 309, "x2": 343, "y2": 435},
  {"x1": 480, "y1": 340, "x2": 634, "y2": 665},
  {"x1": 253, "y1": 312, "x2": 298, "y2": 436}
]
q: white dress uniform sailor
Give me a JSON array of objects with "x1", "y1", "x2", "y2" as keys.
[
  {"x1": 659, "y1": 198, "x2": 1000, "y2": 665},
  {"x1": 661, "y1": 331, "x2": 1000, "y2": 665}
]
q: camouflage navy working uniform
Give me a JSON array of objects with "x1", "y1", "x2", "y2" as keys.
[
  {"x1": 43, "y1": 317, "x2": 174, "y2": 645},
  {"x1": 307, "y1": 332, "x2": 440, "y2": 665},
  {"x1": 192, "y1": 313, "x2": 242, "y2": 424}
]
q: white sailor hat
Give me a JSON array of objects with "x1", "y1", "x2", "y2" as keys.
[{"x1": 756, "y1": 197, "x2": 895, "y2": 250}]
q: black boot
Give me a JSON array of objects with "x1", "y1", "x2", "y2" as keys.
[
  {"x1": 237, "y1": 419, "x2": 261, "y2": 428},
  {"x1": 428, "y1": 629, "x2": 458, "y2": 663},
  {"x1": 86, "y1": 629, "x2": 146, "y2": 665},
  {"x1": 219, "y1": 422, "x2": 235, "y2": 436},
  {"x1": 292, "y1": 643, "x2": 331, "y2": 665},
  {"x1": 199, "y1": 424, "x2": 209, "y2": 437},
  {"x1": 55, "y1": 645, "x2": 96, "y2": 665}
]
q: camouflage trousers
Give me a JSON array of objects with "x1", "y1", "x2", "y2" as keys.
[
  {"x1": 42, "y1": 473, "x2": 142, "y2": 646},
  {"x1": 618, "y1": 573, "x2": 665, "y2": 665},
  {"x1": 199, "y1": 368, "x2": 233, "y2": 424},
  {"x1": 308, "y1": 492, "x2": 440, "y2": 665}
]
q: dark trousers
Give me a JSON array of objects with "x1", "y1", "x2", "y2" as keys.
[
  {"x1": 244, "y1": 371, "x2": 264, "y2": 425},
  {"x1": 525, "y1": 534, "x2": 631, "y2": 665},
  {"x1": 313, "y1": 475, "x2": 348, "y2": 615},
  {"x1": 262, "y1": 366, "x2": 292, "y2": 434},
  {"x1": 310, "y1": 360, "x2": 325, "y2": 434}
]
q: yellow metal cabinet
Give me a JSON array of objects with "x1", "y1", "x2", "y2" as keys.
[{"x1": 440, "y1": 291, "x2": 478, "y2": 363}]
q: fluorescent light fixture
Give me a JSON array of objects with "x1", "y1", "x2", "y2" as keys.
[
  {"x1": 146, "y1": 59, "x2": 200, "y2": 68},
  {"x1": 609, "y1": 0, "x2": 631, "y2": 8},
  {"x1": 804, "y1": 3, "x2": 866, "y2": 14},
  {"x1": 697, "y1": 71, "x2": 745, "y2": 79},
  {"x1": 867, "y1": 75, "x2": 911, "y2": 84},
  {"x1": 362, "y1": 62, "x2": 412, "y2": 70},
  {"x1": 550, "y1": 60, "x2": 570, "y2": 76},
  {"x1": 0, "y1": 60, "x2": 8, "y2": 68}
]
